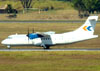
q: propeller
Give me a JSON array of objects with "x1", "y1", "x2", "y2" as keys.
[
  {"x1": 32, "y1": 28, "x2": 34, "y2": 33},
  {"x1": 26, "y1": 27, "x2": 35, "y2": 43},
  {"x1": 27, "y1": 28, "x2": 30, "y2": 43},
  {"x1": 26, "y1": 27, "x2": 43, "y2": 42},
  {"x1": 28, "y1": 28, "x2": 29, "y2": 36}
]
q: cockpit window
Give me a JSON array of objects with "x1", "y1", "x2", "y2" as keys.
[{"x1": 7, "y1": 37, "x2": 12, "y2": 39}]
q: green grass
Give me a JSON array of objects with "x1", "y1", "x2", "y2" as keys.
[
  {"x1": 0, "y1": 9, "x2": 79, "y2": 20},
  {"x1": 0, "y1": 0, "x2": 22, "y2": 10},
  {"x1": 0, "y1": 51, "x2": 100, "y2": 71}
]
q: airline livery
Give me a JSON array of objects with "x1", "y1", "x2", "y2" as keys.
[{"x1": 1, "y1": 16, "x2": 98, "y2": 49}]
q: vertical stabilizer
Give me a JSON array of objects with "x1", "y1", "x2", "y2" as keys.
[{"x1": 75, "y1": 16, "x2": 98, "y2": 35}]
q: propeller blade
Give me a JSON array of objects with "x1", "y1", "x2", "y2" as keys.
[
  {"x1": 27, "y1": 28, "x2": 30, "y2": 43},
  {"x1": 28, "y1": 28, "x2": 29, "y2": 36},
  {"x1": 32, "y1": 28, "x2": 34, "y2": 33}
]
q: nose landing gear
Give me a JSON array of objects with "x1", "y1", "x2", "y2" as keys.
[{"x1": 7, "y1": 45, "x2": 11, "y2": 49}]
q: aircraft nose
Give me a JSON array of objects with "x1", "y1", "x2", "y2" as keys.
[{"x1": 1, "y1": 40, "x2": 7, "y2": 45}]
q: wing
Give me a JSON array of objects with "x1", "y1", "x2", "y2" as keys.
[
  {"x1": 27, "y1": 31, "x2": 55, "y2": 39},
  {"x1": 36, "y1": 31, "x2": 55, "y2": 37}
]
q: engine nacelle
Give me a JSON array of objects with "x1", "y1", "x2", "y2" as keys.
[
  {"x1": 27, "y1": 33, "x2": 44, "y2": 39},
  {"x1": 28, "y1": 34, "x2": 39, "y2": 39}
]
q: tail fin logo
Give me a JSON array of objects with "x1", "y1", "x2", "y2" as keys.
[{"x1": 83, "y1": 26, "x2": 92, "y2": 31}]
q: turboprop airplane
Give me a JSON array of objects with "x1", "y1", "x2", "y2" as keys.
[{"x1": 1, "y1": 16, "x2": 98, "y2": 49}]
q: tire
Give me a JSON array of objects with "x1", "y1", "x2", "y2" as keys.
[{"x1": 44, "y1": 45, "x2": 50, "y2": 49}]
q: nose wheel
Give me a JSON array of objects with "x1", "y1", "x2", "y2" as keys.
[{"x1": 7, "y1": 45, "x2": 11, "y2": 49}]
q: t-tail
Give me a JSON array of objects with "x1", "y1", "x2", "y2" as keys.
[
  {"x1": 75, "y1": 16, "x2": 98, "y2": 34},
  {"x1": 72, "y1": 16, "x2": 98, "y2": 41}
]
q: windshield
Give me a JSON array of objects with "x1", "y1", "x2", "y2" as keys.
[{"x1": 7, "y1": 37, "x2": 12, "y2": 39}]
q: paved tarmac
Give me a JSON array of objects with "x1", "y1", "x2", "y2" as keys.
[{"x1": 0, "y1": 48, "x2": 100, "y2": 51}]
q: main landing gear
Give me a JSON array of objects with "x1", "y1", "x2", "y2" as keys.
[
  {"x1": 43, "y1": 45, "x2": 50, "y2": 49},
  {"x1": 41, "y1": 44, "x2": 50, "y2": 49}
]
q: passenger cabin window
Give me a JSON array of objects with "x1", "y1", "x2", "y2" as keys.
[{"x1": 42, "y1": 38, "x2": 50, "y2": 40}]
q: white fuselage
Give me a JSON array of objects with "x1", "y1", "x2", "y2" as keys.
[{"x1": 1, "y1": 32, "x2": 98, "y2": 47}]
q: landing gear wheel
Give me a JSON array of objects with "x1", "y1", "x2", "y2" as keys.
[
  {"x1": 44, "y1": 46, "x2": 50, "y2": 49},
  {"x1": 7, "y1": 45, "x2": 11, "y2": 49},
  {"x1": 41, "y1": 44, "x2": 50, "y2": 49}
]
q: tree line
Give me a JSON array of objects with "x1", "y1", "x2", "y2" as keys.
[
  {"x1": 72, "y1": 0, "x2": 100, "y2": 18},
  {"x1": 2, "y1": 0, "x2": 99, "y2": 18},
  {"x1": 19, "y1": 0, "x2": 100, "y2": 18}
]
